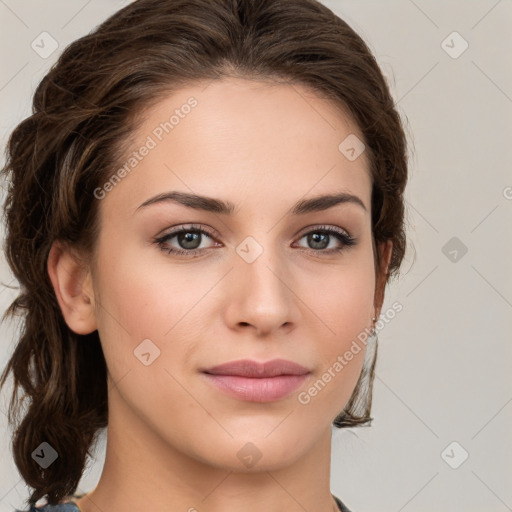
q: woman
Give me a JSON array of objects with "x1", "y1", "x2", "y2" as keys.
[{"x1": 0, "y1": 0, "x2": 408, "y2": 511}]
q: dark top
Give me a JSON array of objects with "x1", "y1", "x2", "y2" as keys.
[{"x1": 17, "y1": 492, "x2": 352, "y2": 511}]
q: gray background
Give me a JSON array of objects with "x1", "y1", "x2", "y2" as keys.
[{"x1": 0, "y1": 1, "x2": 511, "y2": 511}]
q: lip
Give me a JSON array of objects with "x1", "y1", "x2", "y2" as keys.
[
  {"x1": 202, "y1": 358, "x2": 311, "y2": 403},
  {"x1": 204, "y1": 358, "x2": 310, "y2": 377}
]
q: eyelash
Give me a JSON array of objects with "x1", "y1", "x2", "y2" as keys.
[{"x1": 153, "y1": 223, "x2": 357, "y2": 258}]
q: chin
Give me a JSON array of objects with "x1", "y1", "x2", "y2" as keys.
[{"x1": 192, "y1": 429, "x2": 313, "y2": 472}]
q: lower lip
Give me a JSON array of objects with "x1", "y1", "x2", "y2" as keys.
[{"x1": 202, "y1": 373, "x2": 310, "y2": 402}]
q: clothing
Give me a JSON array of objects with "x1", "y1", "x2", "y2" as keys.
[
  {"x1": 333, "y1": 493, "x2": 352, "y2": 512},
  {"x1": 28, "y1": 501, "x2": 78, "y2": 512},
  {"x1": 15, "y1": 495, "x2": 81, "y2": 512},
  {"x1": 17, "y1": 492, "x2": 352, "y2": 511}
]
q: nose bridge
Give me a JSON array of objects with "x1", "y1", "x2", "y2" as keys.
[
  {"x1": 226, "y1": 232, "x2": 298, "y2": 333},
  {"x1": 236, "y1": 232, "x2": 287, "y2": 299}
]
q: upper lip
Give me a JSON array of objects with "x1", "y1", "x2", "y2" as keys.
[{"x1": 203, "y1": 358, "x2": 310, "y2": 378}]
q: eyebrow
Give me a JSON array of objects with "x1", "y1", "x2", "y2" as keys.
[{"x1": 135, "y1": 190, "x2": 367, "y2": 215}]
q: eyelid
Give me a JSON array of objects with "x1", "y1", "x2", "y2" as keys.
[
  {"x1": 295, "y1": 223, "x2": 351, "y2": 238},
  {"x1": 156, "y1": 223, "x2": 220, "y2": 241}
]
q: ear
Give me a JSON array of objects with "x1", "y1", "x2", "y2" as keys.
[
  {"x1": 373, "y1": 240, "x2": 393, "y2": 320},
  {"x1": 47, "y1": 241, "x2": 97, "y2": 335}
]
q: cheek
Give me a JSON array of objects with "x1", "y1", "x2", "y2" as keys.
[
  {"x1": 296, "y1": 272, "x2": 375, "y2": 422},
  {"x1": 93, "y1": 240, "x2": 203, "y2": 337},
  {"x1": 307, "y1": 255, "x2": 376, "y2": 341},
  {"x1": 90, "y1": 249, "x2": 204, "y2": 415},
  {"x1": 90, "y1": 241, "x2": 226, "y2": 395},
  {"x1": 300, "y1": 252, "x2": 375, "y2": 402}
]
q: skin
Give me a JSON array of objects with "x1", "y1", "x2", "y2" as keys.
[{"x1": 48, "y1": 77, "x2": 392, "y2": 512}]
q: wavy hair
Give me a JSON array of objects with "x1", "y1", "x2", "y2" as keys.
[{"x1": 0, "y1": 0, "x2": 408, "y2": 506}]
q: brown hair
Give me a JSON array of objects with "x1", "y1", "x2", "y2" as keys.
[{"x1": 0, "y1": 0, "x2": 408, "y2": 506}]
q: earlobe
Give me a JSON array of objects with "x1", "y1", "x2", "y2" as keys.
[{"x1": 47, "y1": 241, "x2": 97, "y2": 335}]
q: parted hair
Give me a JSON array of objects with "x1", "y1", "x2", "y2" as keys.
[{"x1": 0, "y1": 0, "x2": 408, "y2": 506}]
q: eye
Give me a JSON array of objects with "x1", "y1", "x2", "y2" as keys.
[
  {"x1": 294, "y1": 225, "x2": 356, "y2": 254},
  {"x1": 153, "y1": 224, "x2": 220, "y2": 257},
  {"x1": 153, "y1": 223, "x2": 356, "y2": 258}
]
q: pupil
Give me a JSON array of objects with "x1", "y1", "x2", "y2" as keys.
[
  {"x1": 309, "y1": 232, "x2": 328, "y2": 249},
  {"x1": 179, "y1": 231, "x2": 200, "y2": 249}
]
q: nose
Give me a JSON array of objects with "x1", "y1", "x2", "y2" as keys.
[{"x1": 222, "y1": 239, "x2": 300, "y2": 337}]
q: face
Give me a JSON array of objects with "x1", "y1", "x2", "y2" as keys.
[{"x1": 85, "y1": 77, "x2": 380, "y2": 471}]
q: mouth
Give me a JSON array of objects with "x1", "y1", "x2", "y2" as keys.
[{"x1": 201, "y1": 358, "x2": 311, "y2": 403}]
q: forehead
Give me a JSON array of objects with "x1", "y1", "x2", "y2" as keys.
[{"x1": 107, "y1": 77, "x2": 372, "y2": 214}]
